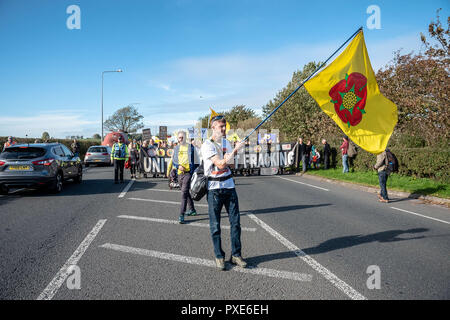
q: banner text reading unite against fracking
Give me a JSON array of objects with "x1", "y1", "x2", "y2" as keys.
[{"x1": 139, "y1": 130, "x2": 295, "y2": 176}]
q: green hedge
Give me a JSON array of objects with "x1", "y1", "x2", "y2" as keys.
[
  {"x1": 322, "y1": 146, "x2": 450, "y2": 183},
  {"x1": 0, "y1": 137, "x2": 102, "y2": 160}
]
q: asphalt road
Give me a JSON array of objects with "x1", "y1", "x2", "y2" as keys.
[{"x1": 0, "y1": 165, "x2": 449, "y2": 300}]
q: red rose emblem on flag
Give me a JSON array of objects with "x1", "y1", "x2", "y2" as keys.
[{"x1": 329, "y1": 72, "x2": 367, "y2": 128}]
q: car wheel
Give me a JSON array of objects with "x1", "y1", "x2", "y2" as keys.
[
  {"x1": 51, "y1": 172, "x2": 63, "y2": 193},
  {"x1": 0, "y1": 185, "x2": 8, "y2": 195},
  {"x1": 74, "y1": 169, "x2": 82, "y2": 183}
]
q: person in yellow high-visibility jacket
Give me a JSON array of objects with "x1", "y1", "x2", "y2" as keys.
[{"x1": 111, "y1": 135, "x2": 129, "y2": 184}]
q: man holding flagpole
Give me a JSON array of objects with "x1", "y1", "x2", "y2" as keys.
[{"x1": 201, "y1": 112, "x2": 246, "y2": 271}]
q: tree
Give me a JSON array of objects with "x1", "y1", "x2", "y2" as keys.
[
  {"x1": 376, "y1": 10, "x2": 449, "y2": 146},
  {"x1": 197, "y1": 105, "x2": 258, "y2": 129},
  {"x1": 41, "y1": 131, "x2": 50, "y2": 141},
  {"x1": 92, "y1": 134, "x2": 101, "y2": 140},
  {"x1": 104, "y1": 105, "x2": 144, "y2": 134},
  {"x1": 224, "y1": 105, "x2": 257, "y2": 129},
  {"x1": 420, "y1": 8, "x2": 449, "y2": 61},
  {"x1": 262, "y1": 61, "x2": 341, "y2": 143}
]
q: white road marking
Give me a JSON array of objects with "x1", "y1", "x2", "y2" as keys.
[
  {"x1": 9, "y1": 188, "x2": 27, "y2": 194},
  {"x1": 117, "y1": 215, "x2": 257, "y2": 232},
  {"x1": 118, "y1": 180, "x2": 135, "y2": 198},
  {"x1": 246, "y1": 213, "x2": 366, "y2": 300},
  {"x1": 100, "y1": 243, "x2": 312, "y2": 282},
  {"x1": 276, "y1": 176, "x2": 329, "y2": 191},
  {"x1": 147, "y1": 188, "x2": 180, "y2": 193},
  {"x1": 37, "y1": 219, "x2": 107, "y2": 300},
  {"x1": 128, "y1": 197, "x2": 209, "y2": 207},
  {"x1": 390, "y1": 207, "x2": 450, "y2": 225}
]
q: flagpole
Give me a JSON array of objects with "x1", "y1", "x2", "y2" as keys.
[{"x1": 241, "y1": 26, "x2": 363, "y2": 142}]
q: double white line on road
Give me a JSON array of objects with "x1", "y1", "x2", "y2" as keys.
[{"x1": 100, "y1": 243, "x2": 312, "y2": 282}]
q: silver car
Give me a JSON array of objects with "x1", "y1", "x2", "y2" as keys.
[{"x1": 84, "y1": 145, "x2": 112, "y2": 167}]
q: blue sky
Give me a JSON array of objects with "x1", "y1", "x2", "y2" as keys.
[{"x1": 0, "y1": 0, "x2": 448, "y2": 138}]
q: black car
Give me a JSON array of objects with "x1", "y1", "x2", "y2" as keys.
[{"x1": 0, "y1": 143, "x2": 83, "y2": 194}]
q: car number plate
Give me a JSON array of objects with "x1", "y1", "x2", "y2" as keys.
[
  {"x1": 94, "y1": 159, "x2": 101, "y2": 162},
  {"x1": 8, "y1": 165, "x2": 31, "y2": 171}
]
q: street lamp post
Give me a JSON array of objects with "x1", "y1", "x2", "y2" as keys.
[{"x1": 101, "y1": 69, "x2": 122, "y2": 141}]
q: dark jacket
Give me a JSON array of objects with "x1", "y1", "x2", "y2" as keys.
[
  {"x1": 305, "y1": 144, "x2": 312, "y2": 157},
  {"x1": 295, "y1": 142, "x2": 307, "y2": 157},
  {"x1": 71, "y1": 142, "x2": 80, "y2": 153}
]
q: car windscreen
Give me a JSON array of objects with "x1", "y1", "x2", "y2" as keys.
[
  {"x1": 88, "y1": 147, "x2": 107, "y2": 153},
  {"x1": 0, "y1": 147, "x2": 47, "y2": 160}
]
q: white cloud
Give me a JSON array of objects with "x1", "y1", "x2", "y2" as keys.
[{"x1": 0, "y1": 112, "x2": 99, "y2": 139}]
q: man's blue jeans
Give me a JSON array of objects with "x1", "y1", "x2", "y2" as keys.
[
  {"x1": 207, "y1": 188, "x2": 242, "y2": 259},
  {"x1": 342, "y1": 154, "x2": 349, "y2": 173},
  {"x1": 378, "y1": 170, "x2": 389, "y2": 200}
]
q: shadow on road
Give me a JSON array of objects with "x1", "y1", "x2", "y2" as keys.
[
  {"x1": 244, "y1": 203, "x2": 332, "y2": 215},
  {"x1": 245, "y1": 228, "x2": 430, "y2": 267},
  {"x1": 301, "y1": 228, "x2": 429, "y2": 255},
  {"x1": 0, "y1": 178, "x2": 135, "y2": 198},
  {"x1": 245, "y1": 251, "x2": 298, "y2": 267}
]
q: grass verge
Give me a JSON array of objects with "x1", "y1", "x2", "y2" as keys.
[{"x1": 302, "y1": 168, "x2": 450, "y2": 199}]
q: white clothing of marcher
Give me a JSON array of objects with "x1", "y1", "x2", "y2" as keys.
[{"x1": 201, "y1": 138, "x2": 235, "y2": 190}]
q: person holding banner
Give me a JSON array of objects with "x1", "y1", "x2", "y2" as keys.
[
  {"x1": 201, "y1": 115, "x2": 246, "y2": 271},
  {"x1": 128, "y1": 141, "x2": 139, "y2": 179},
  {"x1": 171, "y1": 131, "x2": 198, "y2": 224}
]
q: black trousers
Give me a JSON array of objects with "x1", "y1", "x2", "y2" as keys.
[
  {"x1": 323, "y1": 154, "x2": 330, "y2": 169},
  {"x1": 179, "y1": 173, "x2": 195, "y2": 215},
  {"x1": 114, "y1": 159, "x2": 125, "y2": 182},
  {"x1": 130, "y1": 163, "x2": 137, "y2": 176}
]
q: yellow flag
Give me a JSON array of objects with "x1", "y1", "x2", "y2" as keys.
[
  {"x1": 209, "y1": 107, "x2": 230, "y2": 133},
  {"x1": 304, "y1": 31, "x2": 397, "y2": 154},
  {"x1": 227, "y1": 132, "x2": 241, "y2": 142}
]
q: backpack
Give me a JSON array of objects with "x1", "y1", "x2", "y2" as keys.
[
  {"x1": 385, "y1": 150, "x2": 399, "y2": 174},
  {"x1": 347, "y1": 142, "x2": 357, "y2": 158},
  {"x1": 190, "y1": 162, "x2": 208, "y2": 201}
]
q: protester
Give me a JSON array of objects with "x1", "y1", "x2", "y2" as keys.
[
  {"x1": 373, "y1": 149, "x2": 390, "y2": 203},
  {"x1": 148, "y1": 139, "x2": 157, "y2": 157},
  {"x1": 305, "y1": 140, "x2": 312, "y2": 169},
  {"x1": 310, "y1": 145, "x2": 320, "y2": 169},
  {"x1": 321, "y1": 139, "x2": 331, "y2": 169},
  {"x1": 3, "y1": 136, "x2": 16, "y2": 151},
  {"x1": 140, "y1": 140, "x2": 150, "y2": 178},
  {"x1": 294, "y1": 137, "x2": 308, "y2": 173},
  {"x1": 347, "y1": 139, "x2": 358, "y2": 172},
  {"x1": 71, "y1": 139, "x2": 80, "y2": 157},
  {"x1": 170, "y1": 131, "x2": 198, "y2": 223},
  {"x1": 111, "y1": 135, "x2": 129, "y2": 184},
  {"x1": 128, "y1": 141, "x2": 139, "y2": 179},
  {"x1": 201, "y1": 115, "x2": 247, "y2": 270},
  {"x1": 340, "y1": 136, "x2": 349, "y2": 173}
]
